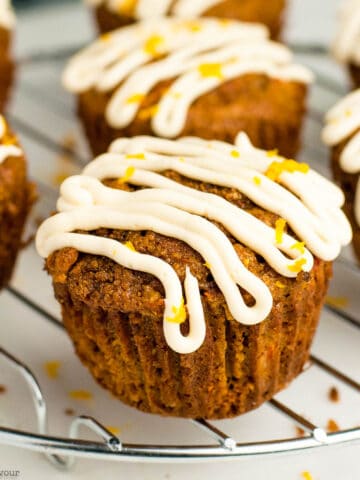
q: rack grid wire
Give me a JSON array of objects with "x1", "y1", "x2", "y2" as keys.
[{"x1": 0, "y1": 40, "x2": 359, "y2": 470}]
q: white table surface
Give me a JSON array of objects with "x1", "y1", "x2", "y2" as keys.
[{"x1": 0, "y1": 0, "x2": 359, "y2": 479}]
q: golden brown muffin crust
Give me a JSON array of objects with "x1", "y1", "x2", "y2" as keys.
[
  {"x1": 78, "y1": 74, "x2": 307, "y2": 158},
  {"x1": 0, "y1": 26, "x2": 14, "y2": 112},
  {"x1": 46, "y1": 172, "x2": 331, "y2": 418}
]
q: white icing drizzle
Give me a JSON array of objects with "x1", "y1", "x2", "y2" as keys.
[
  {"x1": 333, "y1": 0, "x2": 360, "y2": 65},
  {"x1": 322, "y1": 88, "x2": 360, "y2": 225},
  {"x1": 85, "y1": 0, "x2": 227, "y2": 19},
  {"x1": 0, "y1": 0, "x2": 15, "y2": 29},
  {"x1": 63, "y1": 18, "x2": 313, "y2": 138},
  {"x1": 36, "y1": 134, "x2": 351, "y2": 354},
  {"x1": 0, "y1": 115, "x2": 22, "y2": 164}
]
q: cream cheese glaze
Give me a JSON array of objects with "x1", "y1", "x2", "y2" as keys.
[
  {"x1": 322, "y1": 88, "x2": 360, "y2": 226},
  {"x1": 0, "y1": 116, "x2": 22, "y2": 164},
  {"x1": 85, "y1": 0, "x2": 230, "y2": 19},
  {"x1": 36, "y1": 133, "x2": 351, "y2": 354},
  {"x1": 333, "y1": 0, "x2": 360, "y2": 65},
  {"x1": 0, "y1": 0, "x2": 15, "y2": 29},
  {"x1": 63, "y1": 17, "x2": 314, "y2": 138}
]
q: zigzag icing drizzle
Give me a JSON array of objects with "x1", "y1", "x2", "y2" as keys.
[
  {"x1": 0, "y1": 0, "x2": 15, "y2": 29},
  {"x1": 0, "y1": 116, "x2": 22, "y2": 163},
  {"x1": 86, "y1": 0, "x2": 230, "y2": 19},
  {"x1": 333, "y1": 0, "x2": 360, "y2": 65},
  {"x1": 36, "y1": 133, "x2": 351, "y2": 354},
  {"x1": 322, "y1": 89, "x2": 360, "y2": 226},
  {"x1": 63, "y1": 18, "x2": 313, "y2": 138}
]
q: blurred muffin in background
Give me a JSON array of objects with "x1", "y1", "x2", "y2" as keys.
[
  {"x1": 63, "y1": 17, "x2": 313, "y2": 158},
  {"x1": 85, "y1": 0, "x2": 287, "y2": 40},
  {"x1": 323, "y1": 89, "x2": 360, "y2": 262},
  {"x1": 333, "y1": 0, "x2": 360, "y2": 88},
  {"x1": 0, "y1": 0, "x2": 15, "y2": 111},
  {"x1": 0, "y1": 115, "x2": 35, "y2": 289}
]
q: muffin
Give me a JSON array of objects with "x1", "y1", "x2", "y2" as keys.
[
  {"x1": 322, "y1": 89, "x2": 360, "y2": 262},
  {"x1": 86, "y1": 0, "x2": 287, "y2": 40},
  {"x1": 0, "y1": 0, "x2": 15, "y2": 111},
  {"x1": 36, "y1": 133, "x2": 351, "y2": 419},
  {"x1": 63, "y1": 18, "x2": 313, "y2": 159},
  {"x1": 333, "y1": 0, "x2": 360, "y2": 88},
  {"x1": 0, "y1": 116, "x2": 35, "y2": 289}
]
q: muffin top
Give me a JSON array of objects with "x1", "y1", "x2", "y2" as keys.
[
  {"x1": 322, "y1": 88, "x2": 360, "y2": 225},
  {"x1": 333, "y1": 0, "x2": 360, "y2": 65},
  {"x1": 0, "y1": 115, "x2": 22, "y2": 163},
  {"x1": 0, "y1": 0, "x2": 15, "y2": 30},
  {"x1": 36, "y1": 133, "x2": 351, "y2": 354},
  {"x1": 86, "y1": 0, "x2": 250, "y2": 19},
  {"x1": 63, "y1": 17, "x2": 313, "y2": 138}
]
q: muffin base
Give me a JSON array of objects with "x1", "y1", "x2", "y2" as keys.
[
  {"x1": 46, "y1": 174, "x2": 331, "y2": 419},
  {"x1": 78, "y1": 74, "x2": 307, "y2": 158},
  {"x1": 331, "y1": 137, "x2": 360, "y2": 263},
  {"x1": 93, "y1": 0, "x2": 286, "y2": 39},
  {"x1": 0, "y1": 27, "x2": 14, "y2": 112}
]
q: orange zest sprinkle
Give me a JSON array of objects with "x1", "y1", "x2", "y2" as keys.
[
  {"x1": 144, "y1": 35, "x2": 165, "y2": 56},
  {"x1": 125, "y1": 93, "x2": 145, "y2": 104},
  {"x1": 106, "y1": 426, "x2": 121, "y2": 436},
  {"x1": 266, "y1": 149, "x2": 278, "y2": 157},
  {"x1": 288, "y1": 258, "x2": 307, "y2": 273},
  {"x1": 118, "y1": 166, "x2": 135, "y2": 184},
  {"x1": 44, "y1": 361, "x2": 61, "y2": 379},
  {"x1": 275, "y1": 218, "x2": 287, "y2": 244},
  {"x1": 230, "y1": 149, "x2": 240, "y2": 158},
  {"x1": 125, "y1": 241, "x2": 136, "y2": 252},
  {"x1": 301, "y1": 472, "x2": 314, "y2": 480},
  {"x1": 100, "y1": 32, "x2": 111, "y2": 43},
  {"x1": 117, "y1": 0, "x2": 136, "y2": 14},
  {"x1": 325, "y1": 296, "x2": 349, "y2": 308},
  {"x1": 166, "y1": 299, "x2": 186, "y2": 324},
  {"x1": 138, "y1": 104, "x2": 159, "y2": 120},
  {"x1": 266, "y1": 159, "x2": 310, "y2": 182},
  {"x1": 198, "y1": 63, "x2": 224, "y2": 79},
  {"x1": 253, "y1": 176, "x2": 261, "y2": 186},
  {"x1": 125, "y1": 152, "x2": 145, "y2": 160},
  {"x1": 183, "y1": 20, "x2": 202, "y2": 32},
  {"x1": 275, "y1": 281, "x2": 286, "y2": 289},
  {"x1": 327, "y1": 418, "x2": 340, "y2": 432},
  {"x1": 203, "y1": 261, "x2": 212, "y2": 269},
  {"x1": 69, "y1": 390, "x2": 93, "y2": 401},
  {"x1": 291, "y1": 241, "x2": 306, "y2": 254}
]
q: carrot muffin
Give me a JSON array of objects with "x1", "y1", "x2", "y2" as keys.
[
  {"x1": 333, "y1": 0, "x2": 360, "y2": 88},
  {"x1": 86, "y1": 0, "x2": 287, "y2": 40},
  {"x1": 0, "y1": 116, "x2": 34, "y2": 289},
  {"x1": 322, "y1": 89, "x2": 360, "y2": 262},
  {"x1": 0, "y1": 0, "x2": 15, "y2": 111},
  {"x1": 36, "y1": 133, "x2": 351, "y2": 419},
  {"x1": 63, "y1": 19, "x2": 313, "y2": 159}
]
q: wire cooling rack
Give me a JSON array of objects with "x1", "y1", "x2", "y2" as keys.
[{"x1": 0, "y1": 40, "x2": 359, "y2": 470}]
